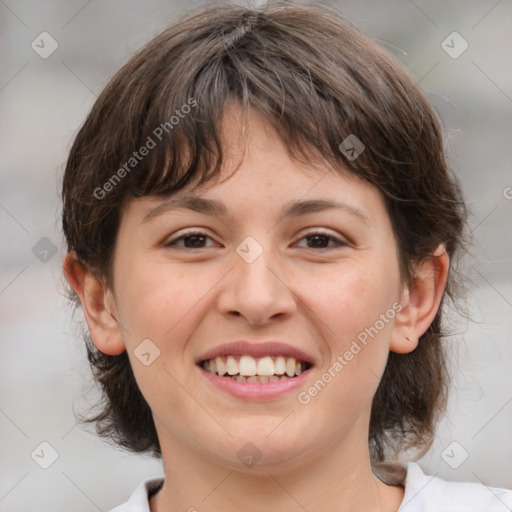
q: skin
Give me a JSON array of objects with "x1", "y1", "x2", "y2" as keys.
[{"x1": 64, "y1": 105, "x2": 449, "y2": 512}]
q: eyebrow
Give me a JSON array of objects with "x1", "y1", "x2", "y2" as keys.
[{"x1": 142, "y1": 196, "x2": 369, "y2": 225}]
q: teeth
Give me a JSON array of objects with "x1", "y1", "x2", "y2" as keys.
[
  {"x1": 285, "y1": 357, "x2": 296, "y2": 377},
  {"x1": 224, "y1": 374, "x2": 295, "y2": 383},
  {"x1": 226, "y1": 355, "x2": 238, "y2": 375},
  {"x1": 202, "y1": 355, "x2": 310, "y2": 378},
  {"x1": 239, "y1": 355, "x2": 257, "y2": 376},
  {"x1": 215, "y1": 356, "x2": 226, "y2": 376},
  {"x1": 275, "y1": 356, "x2": 286, "y2": 375},
  {"x1": 256, "y1": 356, "x2": 274, "y2": 376}
]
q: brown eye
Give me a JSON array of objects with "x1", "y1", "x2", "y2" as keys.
[
  {"x1": 165, "y1": 230, "x2": 216, "y2": 249},
  {"x1": 295, "y1": 230, "x2": 347, "y2": 250}
]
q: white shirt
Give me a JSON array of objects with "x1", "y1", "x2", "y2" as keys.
[{"x1": 108, "y1": 462, "x2": 512, "y2": 511}]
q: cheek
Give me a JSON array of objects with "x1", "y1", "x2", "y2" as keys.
[
  {"x1": 114, "y1": 263, "x2": 210, "y2": 418},
  {"x1": 297, "y1": 259, "x2": 399, "y2": 407},
  {"x1": 114, "y1": 260, "x2": 217, "y2": 349},
  {"x1": 307, "y1": 261, "x2": 399, "y2": 346}
]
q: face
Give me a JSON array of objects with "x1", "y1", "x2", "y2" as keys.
[{"x1": 105, "y1": 106, "x2": 407, "y2": 472}]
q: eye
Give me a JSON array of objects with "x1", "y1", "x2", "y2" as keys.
[
  {"x1": 294, "y1": 229, "x2": 348, "y2": 250},
  {"x1": 164, "y1": 230, "x2": 217, "y2": 249},
  {"x1": 164, "y1": 228, "x2": 348, "y2": 251}
]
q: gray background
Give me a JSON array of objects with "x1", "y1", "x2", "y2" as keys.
[{"x1": 1, "y1": 0, "x2": 511, "y2": 510}]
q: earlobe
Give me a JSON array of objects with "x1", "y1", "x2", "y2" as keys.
[
  {"x1": 63, "y1": 252, "x2": 126, "y2": 356},
  {"x1": 390, "y1": 245, "x2": 449, "y2": 354}
]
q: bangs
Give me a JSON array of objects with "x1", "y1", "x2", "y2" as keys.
[
  {"x1": 129, "y1": 64, "x2": 341, "y2": 198},
  {"x1": 111, "y1": 58, "x2": 344, "y2": 199},
  {"x1": 91, "y1": 3, "x2": 423, "y2": 203}
]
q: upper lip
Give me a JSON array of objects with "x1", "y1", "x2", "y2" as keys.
[{"x1": 196, "y1": 341, "x2": 315, "y2": 366}]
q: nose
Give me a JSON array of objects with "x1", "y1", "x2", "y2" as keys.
[{"x1": 216, "y1": 244, "x2": 298, "y2": 326}]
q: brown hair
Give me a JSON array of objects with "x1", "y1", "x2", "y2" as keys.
[{"x1": 62, "y1": 1, "x2": 468, "y2": 461}]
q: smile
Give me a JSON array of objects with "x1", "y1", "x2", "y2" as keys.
[{"x1": 200, "y1": 355, "x2": 312, "y2": 383}]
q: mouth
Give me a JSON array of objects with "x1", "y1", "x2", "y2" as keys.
[
  {"x1": 195, "y1": 341, "x2": 315, "y2": 399},
  {"x1": 199, "y1": 355, "x2": 313, "y2": 383}
]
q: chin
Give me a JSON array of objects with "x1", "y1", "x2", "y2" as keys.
[{"x1": 205, "y1": 425, "x2": 315, "y2": 473}]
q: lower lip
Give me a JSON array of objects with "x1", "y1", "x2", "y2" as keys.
[{"x1": 197, "y1": 365, "x2": 312, "y2": 400}]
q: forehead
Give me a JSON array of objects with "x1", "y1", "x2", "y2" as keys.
[
  {"x1": 124, "y1": 170, "x2": 388, "y2": 241},
  {"x1": 123, "y1": 105, "x2": 389, "y2": 225},
  {"x1": 182, "y1": 105, "x2": 377, "y2": 200}
]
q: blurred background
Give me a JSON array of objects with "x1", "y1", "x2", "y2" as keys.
[{"x1": 1, "y1": 0, "x2": 511, "y2": 510}]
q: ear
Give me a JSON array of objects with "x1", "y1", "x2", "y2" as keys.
[
  {"x1": 390, "y1": 244, "x2": 449, "y2": 354},
  {"x1": 63, "y1": 252, "x2": 126, "y2": 355}
]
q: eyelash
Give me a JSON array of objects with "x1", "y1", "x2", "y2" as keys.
[{"x1": 164, "y1": 229, "x2": 348, "y2": 251}]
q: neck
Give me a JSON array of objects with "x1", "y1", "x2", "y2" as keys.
[{"x1": 150, "y1": 418, "x2": 403, "y2": 512}]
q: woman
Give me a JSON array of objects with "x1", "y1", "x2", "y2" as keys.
[{"x1": 61, "y1": 2, "x2": 512, "y2": 510}]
